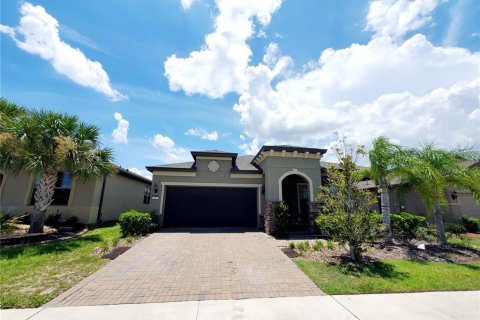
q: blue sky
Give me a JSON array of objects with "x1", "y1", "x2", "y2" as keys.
[{"x1": 1, "y1": 0, "x2": 479, "y2": 178}]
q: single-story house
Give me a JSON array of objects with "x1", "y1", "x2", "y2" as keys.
[
  {"x1": 146, "y1": 146, "x2": 327, "y2": 233},
  {"x1": 0, "y1": 167, "x2": 152, "y2": 224}
]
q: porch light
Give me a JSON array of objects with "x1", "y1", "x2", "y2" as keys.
[
  {"x1": 451, "y1": 190, "x2": 458, "y2": 200},
  {"x1": 153, "y1": 183, "x2": 159, "y2": 194}
]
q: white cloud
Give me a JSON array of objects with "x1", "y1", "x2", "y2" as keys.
[
  {"x1": 180, "y1": 0, "x2": 196, "y2": 10},
  {"x1": 0, "y1": 2, "x2": 126, "y2": 101},
  {"x1": 234, "y1": 34, "x2": 480, "y2": 150},
  {"x1": 151, "y1": 134, "x2": 191, "y2": 163},
  {"x1": 0, "y1": 25, "x2": 15, "y2": 37},
  {"x1": 366, "y1": 0, "x2": 440, "y2": 39},
  {"x1": 185, "y1": 128, "x2": 219, "y2": 141},
  {"x1": 468, "y1": 109, "x2": 480, "y2": 122},
  {"x1": 111, "y1": 112, "x2": 129, "y2": 144},
  {"x1": 166, "y1": 0, "x2": 479, "y2": 154},
  {"x1": 239, "y1": 137, "x2": 260, "y2": 155},
  {"x1": 164, "y1": 0, "x2": 282, "y2": 98},
  {"x1": 128, "y1": 167, "x2": 153, "y2": 179}
]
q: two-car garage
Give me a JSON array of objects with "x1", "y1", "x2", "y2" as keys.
[{"x1": 162, "y1": 186, "x2": 258, "y2": 228}]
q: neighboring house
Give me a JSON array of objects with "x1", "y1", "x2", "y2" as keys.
[
  {"x1": 357, "y1": 161, "x2": 480, "y2": 222},
  {"x1": 0, "y1": 167, "x2": 152, "y2": 224},
  {"x1": 146, "y1": 146, "x2": 327, "y2": 233}
]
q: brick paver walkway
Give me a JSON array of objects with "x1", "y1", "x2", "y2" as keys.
[{"x1": 47, "y1": 230, "x2": 323, "y2": 306}]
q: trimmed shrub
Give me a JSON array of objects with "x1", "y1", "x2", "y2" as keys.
[
  {"x1": 272, "y1": 201, "x2": 290, "y2": 236},
  {"x1": 45, "y1": 212, "x2": 62, "y2": 226},
  {"x1": 118, "y1": 210, "x2": 151, "y2": 237},
  {"x1": 444, "y1": 223, "x2": 467, "y2": 236},
  {"x1": 390, "y1": 212, "x2": 427, "y2": 240},
  {"x1": 64, "y1": 216, "x2": 79, "y2": 227},
  {"x1": 459, "y1": 215, "x2": 479, "y2": 233}
]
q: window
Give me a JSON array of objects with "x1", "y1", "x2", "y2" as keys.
[
  {"x1": 30, "y1": 172, "x2": 73, "y2": 206},
  {"x1": 143, "y1": 186, "x2": 151, "y2": 204}
]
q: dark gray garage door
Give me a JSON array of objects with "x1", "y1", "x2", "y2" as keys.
[{"x1": 163, "y1": 187, "x2": 257, "y2": 228}]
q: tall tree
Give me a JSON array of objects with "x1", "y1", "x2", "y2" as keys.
[
  {"x1": 368, "y1": 137, "x2": 404, "y2": 243},
  {"x1": 397, "y1": 143, "x2": 480, "y2": 244},
  {"x1": 0, "y1": 100, "x2": 115, "y2": 233}
]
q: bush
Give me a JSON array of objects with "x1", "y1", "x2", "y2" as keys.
[
  {"x1": 64, "y1": 216, "x2": 79, "y2": 227},
  {"x1": 272, "y1": 201, "x2": 290, "y2": 236},
  {"x1": 415, "y1": 226, "x2": 438, "y2": 242},
  {"x1": 327, "y1": 240, "x2": 335, "y2": 250},
  {"x1": 118, "y1": 210, "x2": 151, "y2": 237},
  {"x1": 296, "y1": 241, "x2": 307, "y2": 255},
  {"x1": 45, "y1": 212, "x2": 62, "y2": 226},
  {"x1": 288, "y1": 242, "x2": 295, "y2": 249},
  {"x1": 459, "y1": 215, "x2": 479, "y2": 233},
  {"x1": 390, "y1": 212, "x2": 427, "y2": 241},
  {"x1": 312, "y1": 239, "x2": 324, "y2": 251},
  {"x1": 445, "y1": 223, "x2": 467, "y2": 235}
]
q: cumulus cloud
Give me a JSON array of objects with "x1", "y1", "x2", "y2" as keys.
[
  {"x1": 0, "y1": 2, "x2": 126, "y2": 101},
  {"x1": 185, "y1": 128, "x2": 219, "y2": 141},
  {"x1": 111, "y1": 112, "x2": 129, "y2": 144},
  {"x1": 164, "y1": 0, "x2": 282, "y2": 98},
  {"x1": 128, "y1": 167, "x2": 153, "y2": 179},
  {"x1": 151, "y1": 134, "x2": 191, "y2": 163},
  {"x1": 366, "y1": 0, "x2": 440, "y2": 39},
  {"x1": 239, "y1": 138, "x2": 260, "y2": 155},
  {"x1": 235, "y1": 35, "x2": 480, "y2": 149},
  {"x1": 165, "y1": 0, "x2": 479, "y2": 154}
]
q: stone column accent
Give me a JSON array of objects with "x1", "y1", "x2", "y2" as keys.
[
  {"x1": 264, "y1": 202, "x2": 274, "y2": 235},
  {"x1": 307, "y1": 201, "x2": 323, "y2": 232}
]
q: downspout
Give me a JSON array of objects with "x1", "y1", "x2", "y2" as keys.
[{"x1": 96, "y1": 176, "x2": 107, "y2": 225}]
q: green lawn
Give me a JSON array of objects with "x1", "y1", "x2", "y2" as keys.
[
  {"x1": 0, "y1": 224, "x2": 120, "y2": 308},
  {"x1": 296, "y1": 259, "x2": 480, "y2": 295},
  {"x1": 449, "y1": 234, "x2": 480, "y2": 249}
]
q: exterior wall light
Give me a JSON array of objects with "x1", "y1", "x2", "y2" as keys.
[
  {"x1": 451, "y1": 190, "x2": 458, "y2": 200},
  {"x1": 153, "y1": 183, "x2": 159, "y2": 194}
]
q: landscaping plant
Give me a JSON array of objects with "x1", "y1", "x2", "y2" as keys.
[
  {"x1": 118, "y1": 210, "x2": 152, "y2": 237},
  {"x1": 390, "y1": 212, "x2": 427, "y2": 241},
  {"x1": 395, "y1": 143, "x2": 480, "y2": 244},
  {"x1": 272, "y1": 201, "x2": 290, "y2": 236},
  {"x1": 0, "y1": 99, "x2": 115, "y2": 233},
  {"x1": 365, "y1": 136, "x2": 406, "y2": 243},
  {"x1": 316, "y1": 137, "x2": 384, "y2": 261},
  {"x1": 312, "y1": 239, "x2": 324, "y2": 251},
  {"x1": 459, "y1": 215, "x2": 479, "y2": 233}
]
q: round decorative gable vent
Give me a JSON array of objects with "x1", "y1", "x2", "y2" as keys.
[{"x1": 208, "y1": 160, "x2": 220, "y2": 173}]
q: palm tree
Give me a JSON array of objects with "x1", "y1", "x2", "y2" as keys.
[
  {"x1": 397, "y1": 143, "x2": 480, "y2": 244},
  {"x1": 0, "y1": 100, "x2": 115, "y2": 233},
  {"x1": 367, "y1": 137, "x2": 405, "y2": 243}
]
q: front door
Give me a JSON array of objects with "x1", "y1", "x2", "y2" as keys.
[{"x1": 297, "y1": 183, "x2": 309, "y2": 214}]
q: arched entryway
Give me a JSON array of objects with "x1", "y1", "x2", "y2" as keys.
[{"x1": 279, "y1": 172, "x2": 312, "y2": 231}]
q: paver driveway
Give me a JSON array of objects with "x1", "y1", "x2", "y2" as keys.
[{"x1": 48, "y1": 230, "x2": 322, "y2": 306}]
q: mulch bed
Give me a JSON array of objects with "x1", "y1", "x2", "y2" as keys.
[
  {"x1": 101, "y1": 246, "x2": 131, "y2": 260},
  {"x1": 281, "y1": 247, "x2": 300, "y2": 258},
  {"x1": 0, "y1": 225, "x2": 88, "y2": 248},
  {"x1": 286, "y1": 239, "x2": 480, "y2": 264}
]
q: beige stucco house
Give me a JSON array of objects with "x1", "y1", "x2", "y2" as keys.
[
  {"x1": 0, "y1": 167, "x2": 152, "y2": 224},
  {"x1": 358, "y1": 161, "x2": 480, "y2": 222},
  {"x1": 147, "y1": 146, "x2": 327, "y2": 232},
  {"x1": 147, "y1": 146, "x2": 479, "y2": 232}
]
